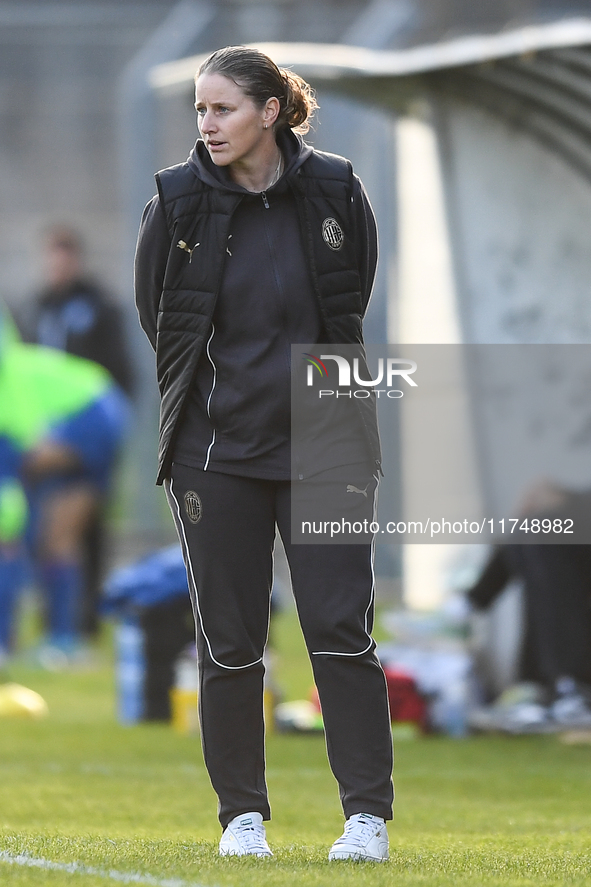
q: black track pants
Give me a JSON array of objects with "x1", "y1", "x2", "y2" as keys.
[{"x1": 165, "y1": 463, "x2": 394, "y2": 829}]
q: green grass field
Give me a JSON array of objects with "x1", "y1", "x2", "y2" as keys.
[{"x1": 1, "y1": 607, "x2": 591, "y2": 886}]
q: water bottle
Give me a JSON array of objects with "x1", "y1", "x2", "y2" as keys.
[
  {"x1": 116, "y1": 617, "x2": 145, "y2": 724},
  {"x1": 170, "y1": 645, "x2": 199, "y2": 735},
  {"x1": 440, "y1": 678, "x2": 469, "y2": 738}
]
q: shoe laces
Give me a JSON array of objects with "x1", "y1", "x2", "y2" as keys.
[
  {"x1": 232, "y1": 818, "x2": 269, "y2": 853},
  {"x1": 338, "y1": 814, "x2": 381, "y2": 846}
]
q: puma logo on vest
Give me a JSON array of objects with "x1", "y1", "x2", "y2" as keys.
[
  {"x1": 347, "y1": 483, "x2": 370, "y2": 498},
  {"x1": 177, "y1": 240, "x2": 200, "y2": 263}
]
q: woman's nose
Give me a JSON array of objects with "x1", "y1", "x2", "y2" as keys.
[{"x1": 200, "y1": 110, "x2": 216, "y2": 133}]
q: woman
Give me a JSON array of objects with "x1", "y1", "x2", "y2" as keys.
[{"x1": 135, "y1": 45, "x2": 393, "y2": 861}]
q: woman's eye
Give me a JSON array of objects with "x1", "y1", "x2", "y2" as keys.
[{"x1": 195, "y1": 105, "x2": 230, "y2": 116}]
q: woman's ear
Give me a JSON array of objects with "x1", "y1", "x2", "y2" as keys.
[{"x1": 263, "y1": 96, "x2": 280, "y2": 128}]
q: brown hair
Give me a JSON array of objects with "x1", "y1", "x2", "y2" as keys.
[{"x1": 196, "y1": 46, "x2": 318, "y2": 134}]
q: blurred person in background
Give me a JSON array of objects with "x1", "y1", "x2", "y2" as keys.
[
  {"x1": 467, "y1": 482, "x2": 591, "y2": 731},
  {"x1": 0, "y1": 306, "x2": 129, "y2": 666},
  {"x1": 19, "y1": 225, "x2": 133, "y2": 638},
  {"x1": 21, "y1": 225, "x2": 133, "y2": 394},
  {"x1": 135, "y1": 45, "x2": 393, "y2": 862}
]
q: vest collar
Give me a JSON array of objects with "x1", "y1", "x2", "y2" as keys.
[{"x1": 187, "y1": 128, "x2": 313, "y2": 195}]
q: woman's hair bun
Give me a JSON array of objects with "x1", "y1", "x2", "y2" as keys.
[{"x1": 279, "y1": 68, "x2": 318, "y2": 134}]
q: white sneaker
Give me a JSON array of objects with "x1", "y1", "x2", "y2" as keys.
[
  {"x1": 328, "y1": 812, "x2": 389, "y2": 862},
  {"x1": 219, "y1": 812, "x2": 272, "y2": 857},
  {"x1": 550, "y1": 677, "x2": 591, "y2": 727},
  {"x1": 551, "y1": 694, "x2": 591, "y2": 727}
]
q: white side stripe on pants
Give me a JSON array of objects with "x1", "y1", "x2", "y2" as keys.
[
  {"x1": 310, "y1": 472, "x2": 379, "y2": 657},
  {"x1": 165, "y1": 476, "x2": 264, "y2": 671}
]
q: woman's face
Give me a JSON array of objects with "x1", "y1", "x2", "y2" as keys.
[{"x1": 195, "y1": 72, "x2": 275, "y2": 169}]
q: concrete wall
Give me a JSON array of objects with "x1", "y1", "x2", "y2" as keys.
[
  {"x1": 434, "y1": 100, "x2": 591, "y2": 514},
  {"x1": 0, "y1": 2, "x2": 179, "y2": 308},
  {"x1": 438, "y1": 100, "x2": 591, "y2": 346}
]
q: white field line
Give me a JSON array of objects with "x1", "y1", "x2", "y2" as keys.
[{"x1": 0, "y1": 851, "x2": 207, "y2": 887}]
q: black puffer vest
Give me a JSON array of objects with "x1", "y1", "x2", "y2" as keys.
[{"x1": 154, "y1": 148, "x2": 381, "y2": 484}]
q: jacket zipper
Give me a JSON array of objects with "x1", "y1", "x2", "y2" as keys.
[
  {"x1": 261, "y1": 191, "x2": 270, "y2": 209},
  {"x1": 161, "y1": 199, "x2": 244, "y2": 481}
]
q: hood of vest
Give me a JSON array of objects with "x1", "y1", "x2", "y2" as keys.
[{"x1": 186, "y1": 128, "x2": 314, "y2": 195}]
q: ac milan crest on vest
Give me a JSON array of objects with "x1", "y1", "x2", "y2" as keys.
[{"x1": 322, "y1": 217, "x2": 344, "y2": 251}]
